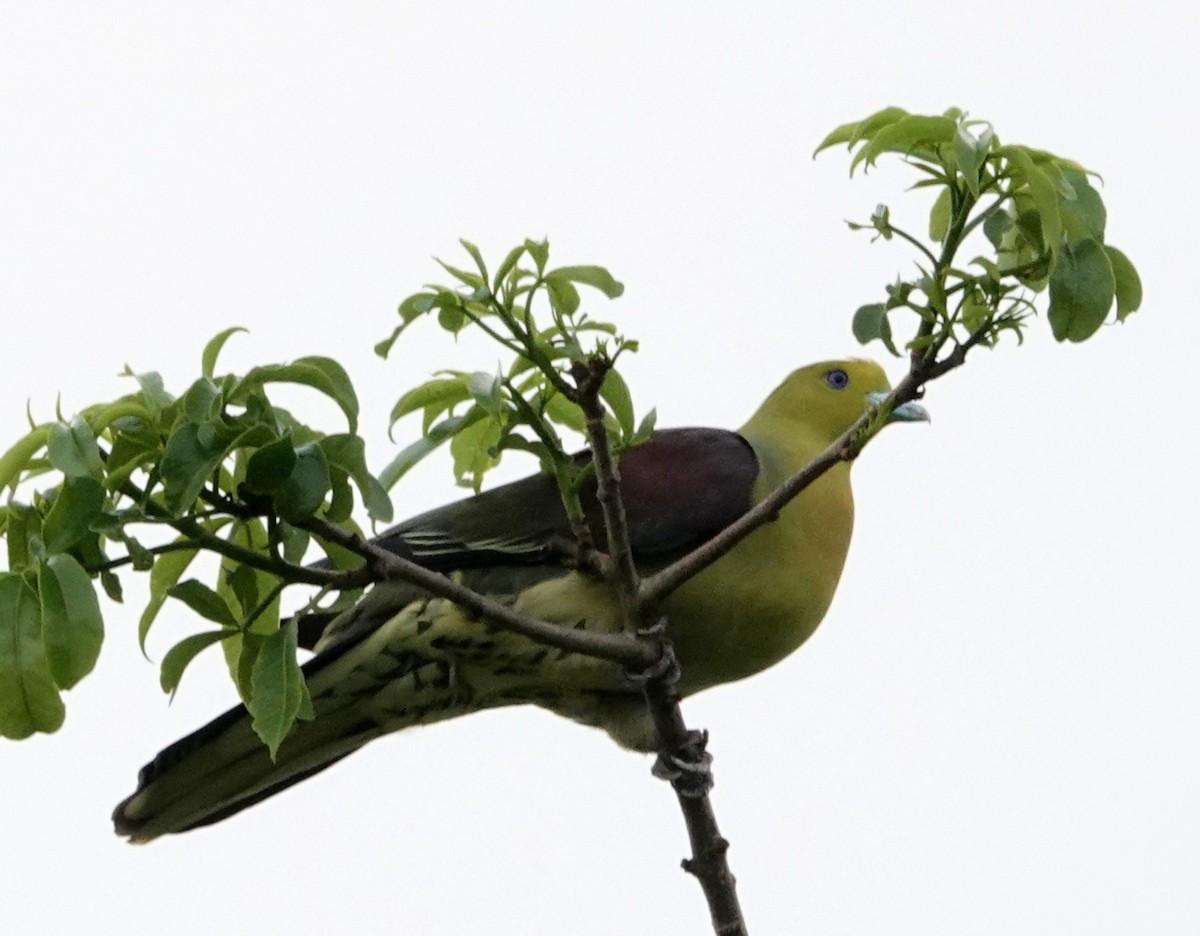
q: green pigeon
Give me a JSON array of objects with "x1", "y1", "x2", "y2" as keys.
[{"x1": 113, "y1": 359, "x2": 928, "y2": 841}]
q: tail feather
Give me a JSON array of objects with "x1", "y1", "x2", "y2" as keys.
[
  {"x1": 112, "y1": 692, "x2": 385, "y2": 842},
  {"x1": 114, "y1": 600, "x2": 484, "y2": 842},
  {"x1": 113, "y1": 579, "x2": 626, "y2": 842}
]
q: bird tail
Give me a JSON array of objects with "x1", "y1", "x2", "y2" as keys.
[
  {"x1": 113, "y1": 617, "x2": 479, "y2": 842},
  {"x1": 112, "y1": 695, "x2": 373, "y2": 843}
]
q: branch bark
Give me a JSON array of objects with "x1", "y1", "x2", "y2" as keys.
[
  {"x1": 572, "y1": 359, "x2": 749, "y2": 935},
  {"x1": 303, "y1": 515, "x2": 652, "y2": 667}
]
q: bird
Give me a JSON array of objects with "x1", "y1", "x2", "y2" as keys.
[{"x1": 113, "y1": 359, "x2": 928, "y2": 842}]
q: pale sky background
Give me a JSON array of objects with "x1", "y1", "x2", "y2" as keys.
[{"x1": 2, "y1": 3, "x2": 1196, "y2": 935}]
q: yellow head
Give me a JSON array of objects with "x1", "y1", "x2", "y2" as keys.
[{"x1": 741, "y1": 359, "x2": 927, "y2": 451}]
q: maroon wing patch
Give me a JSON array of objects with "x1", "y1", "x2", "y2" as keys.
[{"x1": 615, "y1": 428, "x2": 759, "y2": 555}]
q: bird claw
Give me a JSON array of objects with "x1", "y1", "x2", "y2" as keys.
[
  {"x1": 651, "y1": 729, "x2": 714, "y2": 798},
  {"x1": 620, "y1": 637, "x2": 681, "y2": 689},
  {"x1": 637, "y1": 616, "x2": 669, "y2": 638}
]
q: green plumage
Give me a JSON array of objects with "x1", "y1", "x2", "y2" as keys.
[{"x1": 114, "y1": 359, "x2": 927, "y2": 842}]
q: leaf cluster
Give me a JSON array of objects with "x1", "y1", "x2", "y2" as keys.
[
  {"x1": 0, "y1": 332, "x2": 391, "y2": 752},
  {"x1": 378, "y1": 239, "x2": 652, "y2": 530},
  {"x1": 816, "y1": 107, "x2": 1143, "y2": 353}
]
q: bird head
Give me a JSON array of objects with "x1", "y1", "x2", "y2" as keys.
[{"x1": 745, "y1": 359, "x2": 929, "y2": 448}]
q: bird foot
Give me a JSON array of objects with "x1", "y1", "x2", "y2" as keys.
[
  {"x1": 620, "y1": 634, "x2": 681, "y2": 690},
  {"x1": 652, "y1": 728, "x2": 714, "y2": 798},
  {"x1": 636, "y1": 616, "x2": 669, "y2": 638}
]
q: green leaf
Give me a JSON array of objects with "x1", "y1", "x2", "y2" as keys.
[
  {"x1": 466, "y1": 370, "x2": 503, "y2": 416},
  {"x1": 233, "y1": 358, "x2": 359, "y2": 433},
  {"x1": 378, "y1": 409, "x2": 486, "y2": 490},
  {"x1": 953, "y1": 123, "x2": 987, "y2": 197},
  {"x1": 121, "y1": 368, "x2": 175, "y2": 416},
  {"x1": 38, "y1": 554, "x2": 104, "y2": 690},
  {"x1": 1048, "y1": 238, "x2": 1115, "y2": 342},
  {"x1": 813, "y1": 106, "x2": 909, "y2": 155},
  {"x1": 42, "y1": 477, "x2": 106, "y2": 554},
  {"x1": 852, "y1": 303, "x2": 900, "y2": 356},
  {"x1": 0, "y1": 425, "x2": 51, "y2": 493},
  {"x1": 233, "y1": 631, "x2": 264, "y2": 705},
  {"x1": 545, "y1": 277, "x2": 580, "y2": 316},
  {"x1": 139, "y1": 542, "x2": 200, "y2": 651},
  {"x1": 326, "y1": 469, "x2": 353, "y2": 523},
  {"x1": 398, "y1": 291, "x2": 437, "y2": 324},
  {"x1": 982, "y1": 208, "x2": 1013, "y2": 250},
  {"x1": 928, "y1": 188, "x2": 951, "y2": 243},
  {"x1": 1058, "y1": 169, "x2": 1107, "y2": 243},
  {"x1": 1105, "y1": 246, "x2": 1143, "y2": 321},
  {"x1": 297, "y1": 678, "x2": 315, "y2": 721},
  {"x1": 0, "y1": 574, "x2": 66, "y2": 738},
  {"x1": 6, "y1": 503, "x2": 40, "y2": 572},
  {"x1": 378, "y1": 436, "x2": 439, "y2": 491},
  {"x1": 524, "y1": 239, "x2": 549, "y2": 274},
  {"x1": 279, "y1": 522, "x2": 310, "y2": 564},
  {"x1": 362, "y1": 474, "x2": 393, "y2": 523},
  {"x1": 244, "y1": 434, "x2": 298, "y2": 493},
  {"x1": 374, "y1": 323, "x2": 405, "y2": 360},
  {"x1": 632, "y1": 407, "x2": 657, "y2": 446},
  {"x1": 545, "y1": 266, "x2": 625, "y2": 299},
  {"x1": 543, "y1": 391, "x2": 587, "y2": 433},
  {"x1": 216, "y1": 521, "x2": 282, "y2": 688},
  {"x1": 202, "y1": 327, "x2": 248, "y2": 379},
  {"x1": 851, "y1": 115, "x2": 956, "y2": 173},
  {"x1": 389, "y1": 378, "x2": 471, "y2": 433},
  {"x1": 599, "y1": 370, "x2": 635, "y2": 439},
  {"x1": 492, "y1": 244, "x2": 527, "y2": 293},
  {"x1": 160, "y1": 423, "x2": 227, "y2": 514},
  {"x1": 319, "y1": 434, "x2": 393, "y2": 523},
  {"x1": 249, "y1": 619, "x2": 308, "y2": 758},
  {"x1": 449, "y1": 412, "x2": 503, "y2": 491},
  {"x1": 273, "y1": 441, "x2": 330, "y2": 523},
  {"x1": 100, "y1": 569, "x2": 123, "y2": 603},
  {"x1": 158, "y1": 422, "x2": 224, "y2": 511},
  {"x1": 459, "y1": 239, "x2": 488, "y2": 282},
  {"x1": 225, "y1": 562, "x2": 260, "y2": 617},
  {"x1": 160, "y1": 629, "x2": 234, "y2": 696},
  {"x1": 183, "y1": 377, "x2": 224, "y2": 424},
  {"x1": 46, "y1": 417, "x2": 104, "y2": 479},
  {"x1": 436, "y1": 302, "x2": 466, "y2": 333},
  {"x1": 104, "y1": 430, "x2": 158, "y2": 489},
  {"x1": 997, "y1": 146, "x2": 1062, "y2": 259},
  {"x1": 961, "y1": 287, "x2": 991, "y2": 336},
  {"x1": 376, "y1": 293, "x2": 437, "y2": 358},
  {"x1": 435, "y1": 257, "x2": 486, "y2": 290},
  {"x1": 167, "y1": 579, "x2": 240, "y2": 628}
]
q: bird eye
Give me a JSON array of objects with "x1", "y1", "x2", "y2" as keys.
[{"x1": 824, "y1": 368, "x2": 850, "y2": 390}]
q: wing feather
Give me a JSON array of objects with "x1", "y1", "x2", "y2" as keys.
[{"x1": 298, "y1": 428, "x2": 758, "y2": 651}]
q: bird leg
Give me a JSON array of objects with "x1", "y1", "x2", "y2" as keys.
[
  {"x1": 620, "y1": 621, "x2": 715, "y2": 797},
  {"x1": 651, "y1": 728, "x2": 714, "y2": 798},
  {"x1": 619, "y1": 618, "x2": 680, "y2": 688}
]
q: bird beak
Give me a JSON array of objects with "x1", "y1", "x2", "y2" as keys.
[{"x1": 866, "y1": 391, "x2": 931, "y2": 423}]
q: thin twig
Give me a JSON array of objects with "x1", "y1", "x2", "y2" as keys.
[{"x1": 573, "y1": 361, "x2": 639, "y2": 609}]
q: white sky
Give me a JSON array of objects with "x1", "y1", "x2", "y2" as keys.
[{"x1": 2, "y1": 3, "x2": 1196, "y2": 934}]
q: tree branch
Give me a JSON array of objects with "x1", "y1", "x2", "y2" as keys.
[
  {"x1": 302, "y1": 516, "x2": 652, "y2": 667},
  {"x1": 573, "y1": 361, "x2": 640, "y2": 611},
  {"x1": 639, "y1": 640, "x2": 746, "y2": 936},
  {"x1": 572, "y1": 359, "x2": 749, "y2": 935}
]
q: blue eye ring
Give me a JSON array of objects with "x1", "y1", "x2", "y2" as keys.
[{"x1": 824, "y1": 368, "x2": 850, "y2": 390}]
